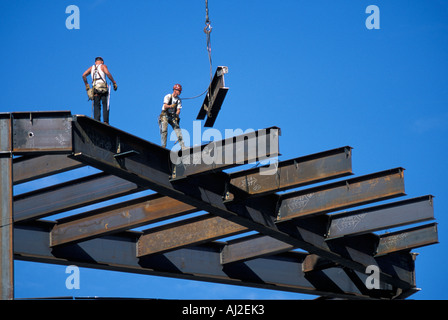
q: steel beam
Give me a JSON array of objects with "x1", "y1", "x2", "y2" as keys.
[
  {"x1": 326, "y1": 195, "x2": 435, "y2": 239},
  {"x1": 221, "y1": 234, "x2": 293, "y2": 265},
  {"x1": 14, "y1": 220, "x2": 402, "y2": 299},
  {"x1": 69, "y1": 116, "x2": 417, "y2": 290},
  {"x1": 376, "y1": 223, "x2": 439, "y2": 256},
  {"x1": 0, "y1": 114, "x2": 13, "y2": 300},
  {"x1": 277, "y1": 168, "x2": 406, "y2": 221},
  {"x1": 196, "y1": 66, "x2": 229, "y2": 127},
  {"x1": 10, "y1": 111, "x2": 72, "y2": 154},
  {"x1": 137, "y1": 214, "x2": 247, "y2": 257},
  {"x1": 14, "y1": 172, "x2": 145, "y2": 222},
  {"x1": 13, "y1": 154, "x2": 84, "y2": 185},
  {"x1": 50, "y1": 193, "x2": 197, "y2": 246},
  {"x1": 228, "y1": 146, "x2": 353, "y2": 197},
  {"x1": 171, "y1": 127, "x2": 280, "y2": 180}
]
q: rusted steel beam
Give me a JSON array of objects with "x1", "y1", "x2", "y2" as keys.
[
  {"x1": 0, "y1": 114, "x2": 14, "y2": 300},
  {"x1": 15, "y1": 220, "x2": 402, "y2": 299},
  {"x1": 137, "y1": 214, "x2": 247, "y2": 257},
  {"x1": 171, "y1": 127, "x2": 280, "y2": 180},
  {"x1": 10, "y1": 111, "x2": 72, "y2": 155},
  {"x1": 13, "y1": 154, "x2": 85, "y2": 185},
  {"x1": 376, "y1": 223, "x2": 439, "y2": 256},
  {"x1": 228, "y1": 146, "x2": 353, "y2": 197},
  {"x1": 326, "y1": 195, "x2": 435, "y2": 239},
  {"x1": 221, "y1": 234, "x2": 292, "y2": 265},
  {"x1": 14, "y1": 172, "x2": 146, "y2": 222},
  {"x1": 277, "y1": 168, "x2": 406, "y2": 222},
  {"x1": 50, "y1": 193, "x2": 197, "y2": 246},
  {"x1": 302, "y1": 254, "x2": 338, "y2": 273}
]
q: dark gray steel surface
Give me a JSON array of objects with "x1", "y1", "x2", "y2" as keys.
[{"x1": 0, "y1": 114, "x2": 14, "y2": 300}]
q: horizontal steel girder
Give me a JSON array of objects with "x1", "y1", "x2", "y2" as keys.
[
  {"x1": 14, "y1": 172, "x2": 146, "y2": 222},
  {"x1": 50, "y1": 193, "x2": 197, "y2": 247},
  {"x1": 69, "y1": 116, "x2": 416, "y2": 290},
  {"x1": 171, "y1": 126, "x2": 280, "y2": 180},
  {"x1": 277, "y1": 168, "x2": 406, "y2": 221},
  {"x1": 9, "y1": 111, "x2": 73, "y2": 154},
  {"x1": 13, "y1": 154, "x2": 85, "y2": 185},
  {"x1": 228, "y1": 146, "x2": 353, "y2": 197},
  {"x1": 136, "y1": 214, "x2": 247, "y2": 257},
  {"x1": 14, "y1": 220, "x2": 411, "y2": 299},
  {"x1": 326, "y1": 195, "x2": 435, "y2": 239}
]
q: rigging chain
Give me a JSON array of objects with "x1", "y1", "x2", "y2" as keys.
[{"x1": 183, "y1": 0, "x2": 213, "y2": 100}]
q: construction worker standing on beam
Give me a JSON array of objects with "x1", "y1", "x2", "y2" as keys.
[
  {"x1": 159, "y1": 84, "x2": 185, "y2": 149},
  {"x1": 82, "y1": 57, "x2": 117, "y2": 124}
]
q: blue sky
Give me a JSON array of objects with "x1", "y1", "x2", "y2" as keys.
[{"x1": 1, "y1": 0, "x2": 447, "y2": 299}]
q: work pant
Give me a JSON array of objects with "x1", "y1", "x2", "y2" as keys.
[
  {"x1": 159, "y1": 113, "x2": 185, "y2": 148},
  {"x1": 93, "y1": 93, "x2": 109, "y2": 124}
]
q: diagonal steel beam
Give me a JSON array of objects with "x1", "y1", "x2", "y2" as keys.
[
  {"x1": 228, "y1": 146, "x2": 353, "y2": 198},
  {"x1": 69, "y1": 115, "x2": 415, "y2": 290},
  {"x1": 50, "y1": 193, "x2": 197, "y2": 247},
  {"x1": 277, "y1": 168, "x2": 406, "y2": 221}
]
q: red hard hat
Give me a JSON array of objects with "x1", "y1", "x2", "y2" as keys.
[{"x1": 173, "y1": 84, "x2": 182, "y2": 92}]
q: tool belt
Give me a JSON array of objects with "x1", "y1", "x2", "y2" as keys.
[{"x1": 93, "y1": 82, "x2": 108, "y2": 95}]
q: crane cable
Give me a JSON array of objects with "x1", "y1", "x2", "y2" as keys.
[{"x1": 183, "y1": 0, "x2": 213, "y2": 100}]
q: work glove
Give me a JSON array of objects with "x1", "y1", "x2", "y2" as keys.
[
  {"x1": 113, "y1": 83, "x2": 118, "y2": 91},
  {"x1": 85, "y1": 84, "x2": 90, "y2": 91}
]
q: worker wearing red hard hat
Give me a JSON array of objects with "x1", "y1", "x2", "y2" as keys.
[{"x1": 159, "y1": 84, "x2": 185, "y2": 148}]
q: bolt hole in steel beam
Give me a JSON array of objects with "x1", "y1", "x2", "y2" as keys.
[{"x1": 10, "y1": 111, "x2": 73, "y2": 155}]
